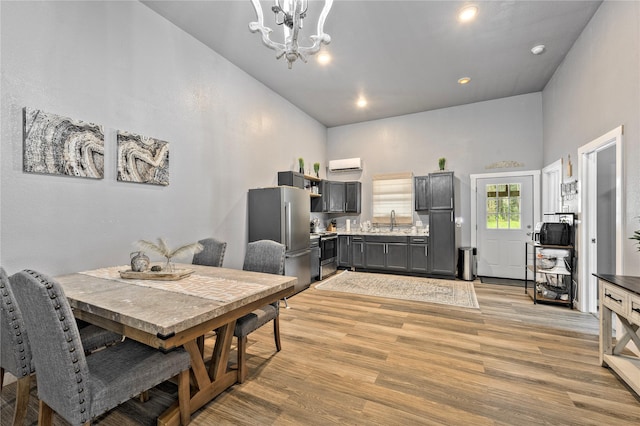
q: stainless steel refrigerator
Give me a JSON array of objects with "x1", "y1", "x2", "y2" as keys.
[{"x1": 248, "y1": 186, "x2": 311, "y2": 290}]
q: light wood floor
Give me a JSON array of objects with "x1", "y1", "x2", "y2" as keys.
[{"x1": 3, "y1": 278, "x2": 640, "y2": 425}]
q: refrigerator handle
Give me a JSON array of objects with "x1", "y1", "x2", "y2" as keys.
[{"x1": 285, "y1": 202, "x2": 291, "y2": 250}]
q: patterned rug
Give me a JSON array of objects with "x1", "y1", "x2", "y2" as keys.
[{"x1": 316, "y1": 271, "x2": 479, "y2": 309}]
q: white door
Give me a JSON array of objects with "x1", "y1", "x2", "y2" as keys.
[{"x1": 476, "y1": 175, "x2": 534, "y2": 279}]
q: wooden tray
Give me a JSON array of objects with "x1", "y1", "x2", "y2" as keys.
[{"x1": 119, "y1": 268, "x2": 194, "y2": 281}]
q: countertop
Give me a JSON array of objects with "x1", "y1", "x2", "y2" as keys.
[
  {"x1": 594, "y1": 273, "x2": 640, "y2": 296},
  {"x1": 337, "y1": 230, "x2": 429, "y2": 237}
]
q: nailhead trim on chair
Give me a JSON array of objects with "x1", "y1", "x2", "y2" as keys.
[
  {"x1": 24, "y1": 269, "x2": 90, "y2": 421},
  {"x1": 0, "y1": 273, "x2": 31, "y2": 378}
]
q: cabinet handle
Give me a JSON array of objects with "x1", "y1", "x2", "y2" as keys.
[
  {"x1": 450, "y1": 197, "x2": 453, "y2": 209},
  {"x1": 425, "y1": 246, "x2": 428, "y2": 256},
  {"x1": 605, "y1": 293, "x2": 622, "y2": 304},
  {"x1": 632, "y1": 305, "x2": 640, "y2": 314},
  {"x1": 413, "y1": 238, "x2": 425, "y2": 242},
  {"x1": 450, "y1": 211, "x2": 453, "y2": 221}
]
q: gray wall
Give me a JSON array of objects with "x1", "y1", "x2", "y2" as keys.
[
  {"x1": 542, "y1": 0, "x2": 640, "y2": 275},
  {"x1": 326, "y1": 93, "x2": 544, "y2": 246},
  {"x1": 0, "y1": 1, "x2": 326, "y2": 274}
]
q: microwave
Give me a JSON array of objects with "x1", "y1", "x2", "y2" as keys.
[{"x1": 539, "y1": 222, "x2": 571, "y2": 246}]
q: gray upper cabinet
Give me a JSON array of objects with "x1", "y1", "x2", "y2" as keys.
[
  {"x1": 429, "y1": 171, "x2": 454, "y2": 210},
  {"x1": 327, "y1": 181, "x2": 345, "y2": 213},
  {"x1": 414, "y1": 175, "x2": 429, "y2": 211},
  {"x1": 414, "y1": 171, "x2": 454, "y2": 211},
  {"x1": 345, "y1": 182, "x2": 362, "y2": 213},
  {"x1": 278, "y1": 171, "x2": 305, "y2": 189},
  {"x1": 312, "y1": 180, "x2": 361, "y2": 213}
]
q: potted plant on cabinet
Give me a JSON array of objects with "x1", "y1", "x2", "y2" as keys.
[
  {"x1": 313, "y1": 162, "x2": 320, "y2": 178},
  {"x1": 298, "y1": 157, "x2": 304, "y2": 174}
]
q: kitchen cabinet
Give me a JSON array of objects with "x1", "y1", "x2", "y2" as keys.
[
  {"x1": 429, "y1": 171, "x2": 454, "y2": 210},
  {"x1": 278, "y1": 171, "x2": 321, "y2": 197},
  {"x1": 327, "y1": 181, "x2": 345, "y2": 213},
  {"x1": 338, "y1": 235, "x2": 351, "y2": 268},
  {"x1": 312, "y1": 180, "x2": 361, "y2": 213},
  {"x1": 351, "y1": 236, "x2": 365, "y2": 268},
  {"x1": 345, "y1": 182, "x2": 362, "y2": 213},
  {"x1": 429, "y1": 210, "x2": 456, "y2": 276},
  {"x1": 364, "y1": 236, "x2": 408, "y2": 272},
  {"x1": 414, "y1": 171, "x2": 454, "y2": 211},
  {"x1": 408, "y1": 236, "x2": 429, "y2": 273},
  {"x1": 414, "y1": 176, "x2": 429, "y2": 211}
]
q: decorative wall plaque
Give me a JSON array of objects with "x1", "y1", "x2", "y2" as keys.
[
  {"x1": 23, "y1": 107, "x2": 104, "y2": 179},
  {"x1": 117, "y1": 131, "x2": 169, "y2": 186}
]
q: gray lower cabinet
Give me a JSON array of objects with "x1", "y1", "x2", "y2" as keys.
[
  {"x1": 337, "y1": 235, "x2": 351, "y2": 268},
  {"x1": 408, "y1": 236, "x2": 429, "y2": 273},
  {"x1": 364, "y1": 236, "x2": 408, "y2": 272},
  {"x1": 351, "y1": 236, "x2": 365, "y2": 267},
  {"x1": 429, "y1": 210, "x2": 456, "y2": 276}
]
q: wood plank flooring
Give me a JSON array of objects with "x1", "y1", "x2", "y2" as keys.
[{"x1": 2, "y1": 278, "x2": 640, "y2": 425}]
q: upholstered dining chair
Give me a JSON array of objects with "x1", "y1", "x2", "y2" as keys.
[
  {"x1": 0, "y1": 267, "x2": 122, "y2": 426},
  {"x1": 192, "y1": 237, "x2": 227, "y2": 267},
  {"x1": 234, "y1": 240, "x2": 285, "y2": 383},
  {"x1": 7, "y1": 269, "x2": 192, "y2": 426}
]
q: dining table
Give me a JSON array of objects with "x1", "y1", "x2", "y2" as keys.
[{"x1": 56, "y1": 263, "x2": 296, "y2": 426}]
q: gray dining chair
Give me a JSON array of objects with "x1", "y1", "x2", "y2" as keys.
[
  {"x1": 192, "y1": 237, "x2": 227, "y2": 267},
  {"x1": 234, "y1": 240, "x2": 285, "y2": 383},
  {"x1": 0, "y1": 267, "x2": 122, "y2": 426},
  {"x1": 7, "y1": 269, "x2": 192, "y2": 426}
]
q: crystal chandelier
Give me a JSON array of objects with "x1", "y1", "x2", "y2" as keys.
[{"x1": 249, "y1": 0, "x2": 333, "y2": 69}]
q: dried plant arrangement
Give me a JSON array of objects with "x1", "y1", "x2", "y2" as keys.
[{"x1": 136, "y1": 238, "x2": 203, "y2": 271}]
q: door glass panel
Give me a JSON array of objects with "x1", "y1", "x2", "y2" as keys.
[{"x1": 485, "y1": 183, "x2": 522, "y2": 229}]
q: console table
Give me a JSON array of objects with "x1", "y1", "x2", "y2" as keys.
[{"x1": 596, "y1": 273, "x2": 640, "y2": 396}]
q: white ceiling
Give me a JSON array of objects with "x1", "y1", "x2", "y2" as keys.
[{"x1": 142, "y1": 0, "x2": 602, "y2": 128}]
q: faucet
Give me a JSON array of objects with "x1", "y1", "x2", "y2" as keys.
[{"x1": 390, "y1": 210, "x2": 396, "y2": 232}]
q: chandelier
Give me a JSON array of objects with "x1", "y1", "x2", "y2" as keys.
[{"x1": 249, "y1": 0, "x2": 333, "y2": 69}]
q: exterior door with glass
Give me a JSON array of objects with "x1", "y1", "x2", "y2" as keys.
[{"x1": 477, "y1": 175, "x2": 534, "y2": 279}]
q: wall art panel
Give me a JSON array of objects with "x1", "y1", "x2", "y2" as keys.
[
  {"x1": 117, "y1": 131, "x2": 169, "y2": 186},
  {"x1": 23, "y1": 107, "x2": 104, "y2": 179}
]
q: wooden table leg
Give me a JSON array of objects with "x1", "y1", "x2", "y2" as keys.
[{"x1": 157, "y1": 321, "x2": 238, "y2": 426}]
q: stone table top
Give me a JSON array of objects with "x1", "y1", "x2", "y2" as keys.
[{"x1": 57, "y1": 263, "x2": 296, "y2": 340}]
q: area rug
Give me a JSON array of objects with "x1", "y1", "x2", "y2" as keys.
[{"x1": 316, "y1": 271, "x2": 479, "y2": 309}]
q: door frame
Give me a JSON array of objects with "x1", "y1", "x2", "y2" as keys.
[
  {"x1": 541, "y1": 159, "x2": 563, "y2": 214},
  {"x1": 577, "y1": 125, "x2": 624, "y2": 313},
  {"x1": 470, "y1": 170, "x2": 541, "y2": 260}
]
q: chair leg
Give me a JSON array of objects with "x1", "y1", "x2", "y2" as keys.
[
  {"x1": 237, "y1": 336, "x2": 248, "y2": 384},
  {"x1": 282, "y1": 297, "x2": 290, "y2": 308},
  {"x1": 38, "y1": 400, "x2": 54, "y2": 426},
  {"x1": 12, "y1": 375, "x2": 31, "y2": 426},
  {"x1": 0, "y1": 367, "x2": 4, "y2": 390},
  {"x1": 138, "y1": 390, "x2": 149, "y2": 403},
  {"x1": 274, "y1": 316, "x2": 281, "y2": 352},
  {"x1": 178, "y1": 370, "x2": 191, "y2": 425}
]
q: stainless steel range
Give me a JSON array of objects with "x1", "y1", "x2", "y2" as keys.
[{"x1": 314, "y1": 232, "x2": 337, "y2": 280}]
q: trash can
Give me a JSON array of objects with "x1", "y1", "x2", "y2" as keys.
[{"x1": 458, "y1": 247, "x2": 477, "y2": 281}]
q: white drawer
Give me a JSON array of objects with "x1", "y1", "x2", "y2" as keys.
[
  {"x1": 629, "y1": 293, "x2": 640, "y2": 327},
  {"x1": 602, "y1": 282, "x2": 628, "y2": 317}
]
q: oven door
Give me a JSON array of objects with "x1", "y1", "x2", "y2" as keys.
[{"x1": 320, "y1": 236, "x2": 337, "y2": 262}]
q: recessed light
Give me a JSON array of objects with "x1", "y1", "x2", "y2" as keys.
[
  {"x1": 458, "y1": 5, "x2": 478, "y2": 22},
  {"x1": 356, "y1": 97, "x2": 367, "y2": 108},
  {"x1": 317, "y1": 51, "x2": 331, "y2": 65},
  {"x1": 458, "y1": 77, "x2": 471, "y2": 85},
  {"x1": 531, "y1": 44, "x2": 546, "y2": 55}
]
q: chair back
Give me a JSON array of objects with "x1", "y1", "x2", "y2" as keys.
[
  {"x1": 0, "y1": 267, "x2": 33, "y2": 378},
  {"x1": 243, "y1": 240, "x2": 285, "y2": 275},
  {"x1": 9, "y1": 269, "x2": 92, "y2": 425},
  {"x1": 192, "y1": 238, "x2": 227, "y2": 267}
]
